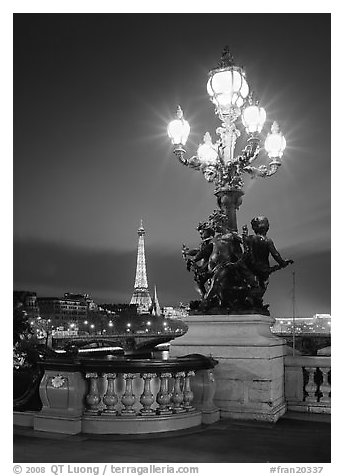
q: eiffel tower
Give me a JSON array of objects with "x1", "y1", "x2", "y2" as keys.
[{"x1": 130, "y1": 220, "x2": 152, "y2": 313}]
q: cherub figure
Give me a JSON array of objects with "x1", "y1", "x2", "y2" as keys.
[
  {"x1": 204, "y1": 215, "x2": 245, "y2": 307},
  {"x1": 182, "y1": 222, "x2": 215, "y2": 299},
  {"x1": 243, "y1": 216, "x2": 293, "y2": 294}
]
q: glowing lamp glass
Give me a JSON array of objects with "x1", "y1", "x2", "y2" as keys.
[
  {"x1": 167, "y1": 118, "x2": 190, "y2": 146},
  {"x1": 209, "y1": 70, "x2": 232, "y2": 95},
  {"x1": 265, "y1": 125, "x2": 286, "y2": 158},
  {"x1": 217, "y1": 93, "x2": 232, "y2": 108},
  {"x1": 197, "y1": 142, "x2": 218, "y2": 164},
  {"x1": 242, "y1": 105, "x2": 266, "y2": 133},
  {"x1": 207, "y1": 68, "x2": 249, "y2": 111}
]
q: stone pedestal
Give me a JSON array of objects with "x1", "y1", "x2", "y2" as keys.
[
  {"x1": 170, "y1": 314, "x2": 287, "y2": 423},
  {"x1": 34, "y1": 369, "x2": 87, "y2": 434}
]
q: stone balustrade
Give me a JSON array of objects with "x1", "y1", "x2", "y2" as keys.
[
  {"x1": 284, "y1": 355, "x2": 331, "y2": 414},
  {"x1": 29, "y1": 354, "x2": 219, "y2": 434},
  {"x1": 83, "y1": 369, "x2": 197, "y2": 417}
]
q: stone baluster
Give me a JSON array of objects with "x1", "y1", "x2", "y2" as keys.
[
  {"x1": 171, "y1": 371, "x2": 186, "y2": 413},
  {"x1": 140, "y1": 373, "x2": 156, "y2": 416},
  {"x1": 85, "y1": 372, "x2": 101, "y2": 414},
  {"x1": 304, "y1": 367, "x2": 318, "y2": 403},
  {"x1": 183, "y1": 370, "x2": 195, "y2": 411},
  {"x1": 120, "y1": 373, "x2": 137, "y2": 415},
  {"x1": 156, "y1": 372, "x2": 172, "y2": 414},
  {"x1": 102, "y1": 373, "x2": 118, "y2": 414},
  {"x1": 319, "y1": 367, "x2": 331, "y2": 403}
]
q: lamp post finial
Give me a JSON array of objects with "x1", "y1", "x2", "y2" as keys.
[{"x1": 218, "y1": 45, "x2": 235, "y2": 68}]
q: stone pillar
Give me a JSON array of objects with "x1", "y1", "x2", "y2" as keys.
[
  {"x1": 34, "y1": 366, "x2": 87, "y2": 434},
  {"x1": 171, "y1": 372, "x2": 186, "y2": 413},
  {"x1": 319, "y1": 367, "x2": 331, "y2": 404},
  {"x1": 140, "y1": 373, "x2": 156, "y2": 415},
  {"x1": 170, "y1": 314, "x2": 286, "y2": 422},
  {"x1": 191, "y1": 368, "x2": 219, "y2": 424}
]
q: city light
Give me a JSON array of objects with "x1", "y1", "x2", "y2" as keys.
[{"x1": 272, "y1": 315, "x2": 331, "y2": 335}]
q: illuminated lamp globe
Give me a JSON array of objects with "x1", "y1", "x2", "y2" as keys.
[
  {"x1": 207, "y1": 67, "x2": 249, "y2": 113},
  {"x1": 242, "y1": 104, "x2": 266, "y2": 134},
  {"x1": 197, "y1": 132, "x2": 218, "y2": 164},
  {"x1": 167, "y1": 105, "x2": 190, "y2": 146},
  {"x1": 264, "y1": 121, "x2": 286, "y2": 158}
]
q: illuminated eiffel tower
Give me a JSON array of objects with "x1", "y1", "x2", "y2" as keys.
[{"x1": 130, "y1": 220, "x2": 152, "y2": 313}]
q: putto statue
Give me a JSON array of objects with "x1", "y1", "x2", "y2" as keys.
[
  {"x1": 182, "y1": 221, "x2": 214, "y2": 300},
  {"x1": 183, "y1": 214, "x2": 293, "y2": 315}
]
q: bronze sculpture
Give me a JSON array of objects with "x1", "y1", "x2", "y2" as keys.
[
  {"x1": 183, "y1": 214, "x2": 293, "y2": 315},
  {"x1": 182, "y1": 222, "x2": 215, "y2": 299}
]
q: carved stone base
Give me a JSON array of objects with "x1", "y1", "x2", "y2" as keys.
[
  {"x1": 13, "y1": 410, "x2": 36, "y2": 428},
  {"x1": 170, "y1": 314, "x2": 286, "y2": 423},
  {"x1": 220, "y1": 401, "x2": 287, "y2": 423},
  {"x1": 34, "y1": 414, "x2": 82, "y2": 435},
  {"x1": 200, "y1": 408, "x2": 221, "y2": 425},
  {"x1": 82, "y1": 411, "x2": 202, "y2": 434}
]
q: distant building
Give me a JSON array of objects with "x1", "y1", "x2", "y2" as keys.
[
  {"x1": 64, "y1": 293, "x2": 99, "y2": 312},
  {"x1": 13, "y1": 291, "x2": 40, "y2": 319},
  {"x1": 37, "y1": 293, "x2": 99, "y2": 326},
  {"x1": 162, "y1": 306, "x2": 189, "y2": 319},
  {"x1": 38, "y1": 296, "x2": 87, "y2": 324},
  {"x1": 272, "y1": 314, "x2": 331, "y2": 334}
]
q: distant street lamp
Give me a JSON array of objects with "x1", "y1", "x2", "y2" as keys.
[
  {"x1": 167, "y1": 46, "x2": 292, "y2": 315},
  {"x1": 167, "y1": 46, "x2": 287, "y2": 232}
]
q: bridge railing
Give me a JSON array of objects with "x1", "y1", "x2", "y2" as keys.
[
  {"x1": 284, "y1": 355, "x2": 331, "y2": 414},
  {"x1": 33, "y1": 354, "x2": 219, "y2": 434}
]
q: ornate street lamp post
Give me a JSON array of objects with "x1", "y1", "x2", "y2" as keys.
[
  {"x1": 168, "y1": 46, "x2": 286, "y2": 233},
  {"x1": 167, "y1": 47, "x2": 292, "y2": 315}
]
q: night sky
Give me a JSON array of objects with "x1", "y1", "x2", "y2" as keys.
[{"x1": 13, "y1": 13, "x2": 331, "y2": 316}]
